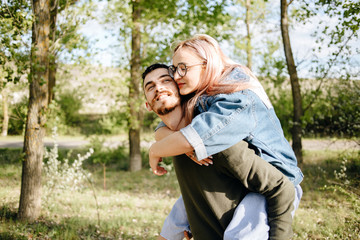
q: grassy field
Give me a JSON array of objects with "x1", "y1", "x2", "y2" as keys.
[{"x1": 0, "y1": 148, "x2": 359, "y2": 240}]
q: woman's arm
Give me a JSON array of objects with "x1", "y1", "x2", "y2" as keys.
[{"x1": 153, "y1": 127, "x2": 213, "y2": 172}]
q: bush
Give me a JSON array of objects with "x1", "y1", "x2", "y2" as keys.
[
  {"x1": 304, "y1": 79, "x2": 360, "y2": 138},
  {"x1": 97, "y1": 109, "x2": 127, "y2": 135},
  {"x1": 43, "y1": 127, "x2": 93, "y2": 195},
  {"x1": 6, "y1": 96, "x2": 27, "y2": 135},
  {"x1": 86, "y1": 136, "x2": 129, "y2": 170},
  {"x1": 57, "y1": 90, "x2": 83, "y2": 127}
]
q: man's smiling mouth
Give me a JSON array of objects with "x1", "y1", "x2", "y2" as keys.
[{"x1": 154, "y1": 92, "x2": 172, "y2": 102}]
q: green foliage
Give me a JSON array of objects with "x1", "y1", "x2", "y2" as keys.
[
  {"x1": 87, "y1": 136, "x2": 129, "y2": 170},
  {"x1": 54, "y1": 0, "x2": 96, "y2": 64},
  {"x1": 45, "y1": 100, "x2": 70, "y2": 136},
  {"x1": 226, "y1": 0, "x2": 272, "y2": 66},
  {"x1": 270, "y1": 89, "x2": 293, "y2": 139},
  {"x1": 0, "y1": 0, "x2": 32, "y2": 87},
  {"x1": 98, "y1": 112, "x2": 126, "y2": 135},
  {"x1": 57, "y1": 90, "x2": 83, "y2": 126},
  {"x1": 1, "y1": 96, "x2": 28, "y2": 135},
  {"x1": 0, "y1": 149, "x2": 23, "y2": 165},
  {"x1": 142, "y1": 110, "x2": 161, "y2": 132},
  {"x1": 297, "y1": 0, "x2": 359, "y2": 79},
  {"x1": 303, "y1": 79, "x2": 360, "y2": 138},
  {"x1": 105, "y1": 0, "x2": 233, "y2": 68}
]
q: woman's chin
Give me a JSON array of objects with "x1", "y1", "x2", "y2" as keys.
[{"x1": 180, "y1": 89, "x2": 195, "y2": 96}]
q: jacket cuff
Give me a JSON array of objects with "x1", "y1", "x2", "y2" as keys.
[{"x1": 180, "y1": 125, "x2": 208, "y2": 160}]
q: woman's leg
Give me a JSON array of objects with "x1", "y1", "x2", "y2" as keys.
[
  {"x1": 160, "y1": 195, "x2": 191, "y2": 240},
  {"x1": 224, "y1": 184, "x2": 303, "y2": 240},
  {"x1": 224, "y1": 193, "x2": 269, "y2": 240}
]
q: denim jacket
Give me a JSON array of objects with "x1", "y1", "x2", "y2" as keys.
[{"x1": 179, "y1": 67, "x2": 303, "y2": 185}]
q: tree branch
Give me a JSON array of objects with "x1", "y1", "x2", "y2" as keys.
[{"x1": 303, "y1": 31, "x2": 356, "y2": 113}]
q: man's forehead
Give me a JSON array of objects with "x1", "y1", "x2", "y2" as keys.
[{"x1": 144, "y1": 68, "x2": 170, "y2": 85}]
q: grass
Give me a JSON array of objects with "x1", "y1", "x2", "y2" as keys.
[
  {"x1": 292, "y1": 150, "x2": 360, "y2": 240},
  {"x1": 0, "y1": 148, "x2": 359, "y2": 239}
]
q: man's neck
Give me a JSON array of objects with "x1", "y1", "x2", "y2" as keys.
[{"x1": 159, "y1": 105, "x2": 183, "y2": 131}]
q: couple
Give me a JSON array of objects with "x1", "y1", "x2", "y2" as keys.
[{"x1": 142, "y1": 34, "x2": 303, "y2": 240}]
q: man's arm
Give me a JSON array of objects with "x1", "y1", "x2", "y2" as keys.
[
  {"x1": 155, "y1": 127, "x2": 175, "y2": 141},
  {"x1": 215, "y1": 141, "x2": 295, "y2": 240},
  {"x1": 149, "y1": 131, "x2": 193, "y2": 175}
]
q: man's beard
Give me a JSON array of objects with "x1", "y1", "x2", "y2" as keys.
[
  {"x1": 155, "y1": 104, "x2": 177, "y2": 116},
  {"x1": 150, "y1": 90, "x2": 180, "y2": 116}
]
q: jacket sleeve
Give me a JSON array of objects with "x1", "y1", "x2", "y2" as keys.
[
  {"x1": 180, "y1": 92, "x2": 256, "y2": 160},
  {"x1": 215, "y1": 141, "x2": 295, "y2": 240}
]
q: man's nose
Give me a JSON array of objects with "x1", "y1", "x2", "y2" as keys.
[{"x1": 155, "y1": 84, "x2": 165, "y2": 91}]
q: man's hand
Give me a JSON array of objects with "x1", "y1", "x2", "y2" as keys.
[
  {"x1": 149, "y1": 145, "x2": 168, "y2": 176},
  {"x1": 185, "y1": 151, "x2": 213, "y2": 166}
]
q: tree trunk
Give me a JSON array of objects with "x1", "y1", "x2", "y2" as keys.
[
  {"x1": 18, "y1": 0, "x2": 50, "y2": 221},
  {"x1": 280, "y1": 0, "x2": 303, "y2": 163},
  {"x1": 245, "y1": 0, "x2": 252, "y2": 70},
  {"x1": 128, "y1": 0, "x2": 142, "y2": 172},
  {"x1": 1, "y1": 88, "x2": 9, "y2": 137},
  {"x1": 48, "y1": 0, "x2": 58, "y2": 105}
]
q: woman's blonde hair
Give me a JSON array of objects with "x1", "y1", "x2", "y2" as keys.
[{"x1": 173, "y1": 34, "x2": 251, "y2": 122}]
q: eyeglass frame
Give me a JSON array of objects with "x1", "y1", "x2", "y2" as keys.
[{"x1": 168, "y1": 62, "x2": 206, "y2": 79}]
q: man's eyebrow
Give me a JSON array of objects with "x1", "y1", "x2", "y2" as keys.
[
  {"x1": 159, "y1": 73, "x2": 171, "y2": 79},
  {"x1": 144, "y1": 80, "x2": 153, "y2": 89},
  {"x1": 144, "y1": 73, "x2": 171, "y2": 89}
]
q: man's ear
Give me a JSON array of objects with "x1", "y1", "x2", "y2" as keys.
[{"x1": 145, "y1": 102, "x2": 152, "y2": 112}]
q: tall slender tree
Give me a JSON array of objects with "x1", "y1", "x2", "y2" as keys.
[
  {"x1": 47, "y1": 0, "x2": 58, "y2": 104},
  {"x1": 280, "y1": 0, "x2": 303, "y2": 163},
  {"x1": 18, "y1": 0, "x2": 51, "y2": 221},
  {"x1": 128, "y1": 0, "x2": 142, "y2": 171}
]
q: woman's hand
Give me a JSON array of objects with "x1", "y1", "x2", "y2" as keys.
[
  {"x1": 149, "y1": 145, "x2": 168, "y2": 176},
  {"x1": 185, "y1": 151, "x2": 213, "y2": 166}
]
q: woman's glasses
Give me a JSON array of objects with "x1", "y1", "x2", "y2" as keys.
[{"x1": 168, "y1": 62, "x2": 205, "y2": 78}]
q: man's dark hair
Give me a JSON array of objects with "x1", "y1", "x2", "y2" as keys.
[{"x1": 142, "y1": 63, "x2": 169, "y2": 82}]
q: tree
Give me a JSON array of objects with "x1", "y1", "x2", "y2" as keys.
[
  {"x1": 47, "y1": 0, "x2": 92, "y2": 105},
  {"x1": 18, "y1": 0, "x2": 51, "y2": 221},
  {"x1": 280, "y1": 0, "x2": 303, "y2": 163},
  {"x1": 128, "y1": 0, "x2": 142, "y2": 171},
  {"x1": 48, "y1": 0, "x2": 59, "y2": 104}
]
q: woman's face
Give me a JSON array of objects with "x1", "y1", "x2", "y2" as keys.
[{"x1": 172, "y1": 47, "x2": 204, "y2": 95}]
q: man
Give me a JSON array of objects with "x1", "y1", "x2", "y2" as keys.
[{"x1": 143, "y1": 63, "x2": 296, "y2": 240}]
